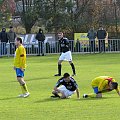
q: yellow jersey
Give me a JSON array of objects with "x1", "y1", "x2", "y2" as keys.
[
  {"x1": 14, "y1": 45, "x2": 26, "y2": 69},
  {"x1": 91, "y1": 76, "x2": 119, "y2": 92}
]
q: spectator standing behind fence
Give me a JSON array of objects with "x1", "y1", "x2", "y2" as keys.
[
  {"x1": 35, "y1": 28, "x2": 45, "y2": 56},
  {"x1": 7, "y1": 26, "x2": 16, "y2": 54},
  {"x1": 97, "y1": 27, "x2": 107, "y2": 52},
  {"x1": 0, "y1": 27, "x2": 8, "y2": 56},
  {"x1": 87, "y1": 27, "x2": 97, "y2": 53}
]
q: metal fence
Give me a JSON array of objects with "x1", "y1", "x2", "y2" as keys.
[{"x1": 0, "y1": 39, "x2": 120, "y2": 57}]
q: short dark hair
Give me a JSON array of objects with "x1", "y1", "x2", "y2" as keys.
[
  {"x1": 58, "y1": 32, "x2": 63, "y2": 35},
  {"x1": 10, "y1": 26, "x2": 13, "y2": 28},
  {"x1": 63, "y1": 73, "x2": 70, "y2": 78},
  {"x1": 16, "y1": 37, "x2": 22, "y2": 44},
  {"x1": 112, "y1": 82, "x2": 118, "y2": 89}
]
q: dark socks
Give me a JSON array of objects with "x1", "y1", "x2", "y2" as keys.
[
  {"x1": 58, "y1": 64, "x2": 61, "y2": 75},
  {"x1": 70, "y1": 63, "x2": 76, "y2": 75},
  {"x1": 54, "y1": 93, "x2": 60, "y2": 98}
]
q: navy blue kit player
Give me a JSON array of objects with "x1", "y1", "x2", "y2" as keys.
[
  {"x1": 54, "y1": 32, "x2": 76, "y2": 76},
  {"x1": 52, "y1": 73, "x2": 80, "y2": 99}
]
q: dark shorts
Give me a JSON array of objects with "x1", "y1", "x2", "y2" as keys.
[{"x1": 15, "y1": 68, "x2": 24, "y2": 77}]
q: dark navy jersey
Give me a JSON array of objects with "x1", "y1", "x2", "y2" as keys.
[
  {"x1": 55, "y1": 77, "x2": 78, "y2": 91},
  {"x1": 59, "y1": 37, "x2": 70, "y2": 53}
]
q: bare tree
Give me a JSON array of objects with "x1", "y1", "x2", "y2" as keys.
[{"x1": 16, "y1": 0, "x2": 40, "y2": 33}]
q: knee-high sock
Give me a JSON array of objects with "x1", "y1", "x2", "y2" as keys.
[
  {"x1": 21, "y1": 84, "x2": 29, "y2": 94},
  {"x1": 58, "y1": 64, "x2": 61, "y2": 75},
  {"x1": 70, "y1": 63, "x2": 76, "y2": 74}
]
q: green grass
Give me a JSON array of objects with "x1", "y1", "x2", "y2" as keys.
[{"x1": 0, "y1": 53, "x2": 120, "y2": 120}]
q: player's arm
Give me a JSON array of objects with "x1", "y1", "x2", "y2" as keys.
[
  {"x1": 54, "y1": 79, "x2": 63, "y2": 93},
  {"x1": 115, "y1": 87, "x2": 120, "y2": 96},
  {"x1": 76, "y1": 88, "x2": 80, "y2": 99},
  {"x1": 73, "y1": 80, "x2": 80, "y2": 99},
  {"x1": 19, "y1": 47, "x2": 26, "y2": 70},
  {"x1": 58, "y1": 41, "x2": 62, "y2": 53},
  {"x1": 64, "y1": 38, "x2": 69, "y2": 48},
  {"x1": 54, "y1": 86, "x2": 61, "y2": 93},
  {"x1": 110, "y1": 79, "x2": 120, "y2": 96}
]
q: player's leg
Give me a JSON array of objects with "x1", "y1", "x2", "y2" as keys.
[
  {"x1": 83, "y1": 87, "x2": 102, "y2": 98},
  {"x1": 59, "y1": 90, "x2": 68, "y2": 99},
  {"x1": 51, "y1": 91, "x2": 66, "y2": 99},
  {"x1": 59, "y1": 86, "x2": 74, "y2": 99},
  {"x1": 54, "y1": 60, "x2": 63, "y2": 76},
  {"x1": 54, "y1": 53, "x2": 64, "y2": 76},
  {"x1": 16, "y1": 68, "x2": 30, "y2": 97},
  {"x1": 96, "y1": 93, "x2": 102, "y2": 98},
  {"x1": 69, "y1": 61, "x2": 76, "y2": 76},
  {"x1": 52, "y1": 90, "x2": 66, "y2": 98},
  {"x1": 66, "y1": 51, "x2": 76, "y2": 76},
  {"x1": 60, "y1": 89, "x2": 75, "y2": 99},
  {"x1": 51, "y1": 91, "x2": 60, "y2": 98},
  {"x1": 17, "y1": 77, "x2": 28, "y2": 93},
  {"x1": 17, "y1": 77, "x2": 30, "y2": 98},
  {"x1": 60, "y1": 92, "x2": 67, "y2": 99},
  {"x1": 57, "y1": 85, "x2": 68, "y2": 98},
  {"x1": 51, "y1": 86, "x2": 68, "y2": 99},
  {"x1": 83, "y1": 93, "x2": 102, "y2": 98}
]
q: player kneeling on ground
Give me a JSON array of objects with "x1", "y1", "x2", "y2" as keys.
[
  {"x1": 51, "y1": 73, "x2": 80, "y2": 99},
  {"x1": 83, "y1": 76, "x2": 120, "y2": 98}
]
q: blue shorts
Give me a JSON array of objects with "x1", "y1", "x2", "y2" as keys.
[
  {"x1": 15, "y1": 68, "x2": 24, "y2": 77},
  {"x1": 93, "y1": 87, "x2": 99, "y2": 94}
]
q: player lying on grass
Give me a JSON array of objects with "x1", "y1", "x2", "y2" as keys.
[
  {"x1": 83, "y1": 76, "x2": 120, "y2": 98},
  {"x1": 51, "y1": 73, "x2": 80, "y2": 99}
]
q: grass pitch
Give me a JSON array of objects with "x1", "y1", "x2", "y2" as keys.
[{"x1": 0, "y1": 53, "x2": 120, "y2": 120}]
